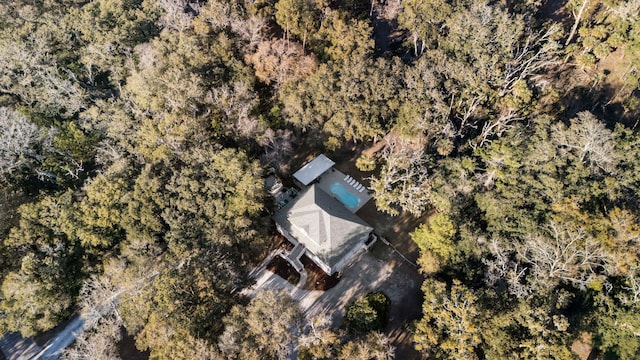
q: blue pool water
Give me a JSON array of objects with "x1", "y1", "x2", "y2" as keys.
[{"x1": 330, "y1": 182, "x2": 360, "y2": 209}]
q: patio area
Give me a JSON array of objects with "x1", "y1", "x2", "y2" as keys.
[{"x1": 274, "y1": 187, "x2": 298, "y2": 210}]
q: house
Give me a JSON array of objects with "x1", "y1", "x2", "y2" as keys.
[{"x1": 273, "y1": 155, "x2": 374, "y2": 275}]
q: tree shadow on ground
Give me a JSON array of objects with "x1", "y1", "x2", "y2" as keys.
[{"x1": 560, "y1": 83, "x2": 634, "y2": 127}]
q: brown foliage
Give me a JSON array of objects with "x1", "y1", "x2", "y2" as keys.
[{"x1": 246, "y1": 39, "x2": 317, "y2": 86}]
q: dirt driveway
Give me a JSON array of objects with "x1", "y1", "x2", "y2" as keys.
[{"x1": 247, "y1": 243, "x2": 423, "y2": 359}]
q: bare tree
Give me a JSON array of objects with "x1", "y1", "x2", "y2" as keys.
[
  {"x1": 551, "y1": 111, "x2": 619, "y2": 174},
  {"x1": 0, "y1": 37, "x2": 85, "y2": 117},
  {"x1": 62, "y1": 259, "x2": 163, "y2": 360},
  {"x1": 231, "y1": 16, "x2": 267, "y2": 52},
  {"x1": 485, "y1": 220, "x2": 615, "y2": 296},
  {"x1": 219, "y1": 290, "x2": 304, "y2": 360},
  {"x1": 369, "y1": 137, "x2": 431, "y2": 216},
  {"x1": 565, "y1": 0, "x2": 590, "y2": 46},
  {"x1": 195, "y1": 0, "x2": 266, "y2": 51},
  {"x1": 518, "y1": 222, "x2": 611, "y2": 291},
  {"x1": 157, "y1": 0, "x2": 195, "y2": 34},
  {"x1": 451, "y1": 94, "x2": 483, "y2": 139},
  {"x1": 483, "y1": 238, "x2": 532, "y2": 299},
  {"x1": 0, "y1": 107, "x2": 42, "y2": 179},
  {"x1": 61, "y1": 315, "x2": 123, "y2": 360},
  {"x1": 258, "y1": 128, "x2": 295, "y2": 172},
  {"x1": 619, "y1": 270, "x2": 640, "y2": 306},
  {"x1": 606, "y1": 0, "x2": 640, "y2": 22},
  {"x1": 472, "y1": 25, "x2": 560, "y2": 148},
  {"x1": 474, "y1": 109, "x2": 525, "y2": 149},
  {"x1": 297, "y1": 314, "x2": 341, "y2": 358},
  {"x1": 208, "y1": 81, "x2": 263, "y2": 140},
  {"x1": 95, "y1": 139, "x2": 125, "y2": 170},
  {"x1": 378, "y1": 0, "x2": 401, "y2": 21},
  {"x1": 80, "y1": 42, "x2": 118, "y2": 86},
  {"x1": 499, "y1": 25, "x2": 562, "y2": 98},
  {"x1": 0, "y1": 107, "x2": 77, "y2": 184},
  {"x1": 338, "y1": 332, "x2": 395, "y2": 360}
]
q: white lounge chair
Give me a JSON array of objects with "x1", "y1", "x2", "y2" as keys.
[
  {"x1": 356, "y1": 184, "x2": 364, "y2": 191},
  {"x1": 348, "y1": 179, "x2": 356, "y2": 185},
  {"x1": 359, "y1": 186, "x2": 366, "y2": 193},
  {"x1": 344, "y1": 175, "x2": 349, "y2": 181}
]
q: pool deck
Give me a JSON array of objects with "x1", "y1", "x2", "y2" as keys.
[{"x1": 315, "y1": 168, "x2": 372, "y2": 213}]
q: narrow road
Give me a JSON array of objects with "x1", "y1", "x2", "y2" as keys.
[
  {"x1": 33, "y1": 316, "x2": 85, "y2": 360},
  {"x1": 0, "y1": 333, "x2": 41, "y2": 360}
]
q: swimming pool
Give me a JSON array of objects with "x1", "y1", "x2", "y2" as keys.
[{"x1": 329, "y1": 182, "x2": 360, "y2": 209}]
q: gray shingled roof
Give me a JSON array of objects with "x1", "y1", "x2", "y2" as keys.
[{"x1": 273, "y1": 184, "x2": 372, "y2": 269}]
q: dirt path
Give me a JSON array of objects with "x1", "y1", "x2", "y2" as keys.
[
  {"x1": 0, "y1": 315, "x2": 85, "y2": 360},
  {"x1": 361, "y1": 133, "x2": 389, "y2": 157},
  {"x1": 0, "y1": 333, "x2": 42, "y2": 360},
  {"x1": 34, "y1": 316, "x2": 85, "y2": 359}
]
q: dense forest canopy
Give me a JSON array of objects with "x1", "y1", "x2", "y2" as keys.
[{"x1": 0, "y1": 0, "x2": 639, "y2": 358}]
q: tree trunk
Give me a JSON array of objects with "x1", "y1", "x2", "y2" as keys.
[
  {"x1": 565, "y1": 0, "x2": 589, "y2": 46},
  {"x1": 303, "y1": 31, "x2": 307, "y2": 51}
]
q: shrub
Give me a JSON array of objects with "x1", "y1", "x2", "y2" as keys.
[
  {"x1": 355, "y1": 154, "x2": 377, "y2": 172},
  {"x1": 344, "y1": 291, "x2": 390, "y2": 333}
]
